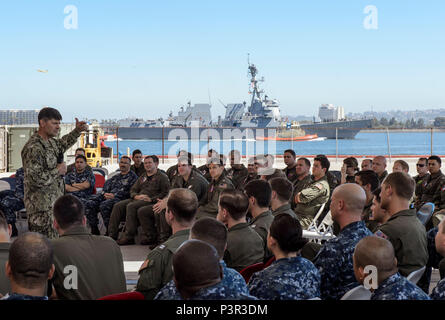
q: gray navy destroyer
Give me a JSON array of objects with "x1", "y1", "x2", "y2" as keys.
[{"x1": 116, "y1": 62, "x2": 371, "y2": 140}]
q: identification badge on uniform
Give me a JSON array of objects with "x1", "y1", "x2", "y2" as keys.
[{"x1": 374, "y1": 230, "x2": 389, "y2": 240}]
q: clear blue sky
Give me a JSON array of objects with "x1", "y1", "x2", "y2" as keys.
[{"x1": 0, "y1": 0, "x2": 444, "y2": 121}]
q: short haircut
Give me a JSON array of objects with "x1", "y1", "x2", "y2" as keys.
[
  {"x1": 208, "y1": 149, "x2": 218, "y2": 156},
  {"x1": 428, "y1": 155, "x2": 442, "y2": 165},
  {"x1": 373, "y1": 187, "x2": 382, "y2": 203},
  {"x1": 38, "y1": 107, "x2": 62, "y2": 123},
  {"x1": 0, "y1": 210, "x2": 8, "y2": 231},
  {"x1": 284, "y1": 149, "x2": 296, "y2": 157},
  {"x1": 120, "y1": 155, "x2": 131, "y2": 163},
  {"x1": 394, "y1": 160, "x2": 409, "y2": 172},
  {"x1": 355, "y1": 170, "x2": 380, "y2": 192},
  {"x1": 314, "y1": 156, "x2": 330, "y2": 172},
  {"x1": 173, "y1": 239, "x2": 220, "y2": 296},
  {"x1": 269, "y1": 214, "x2": 308, "y2": 253},
  {"x1": 270, "y1": 177, "x2": 294, "y2": 202},
  {"x1": 75, "y1": 148, "x2": 86, "y2": 155},
  {"x1": 145, "y1": 155, "x2": 159, "y2": 164},
  {"x1": 219, "y1": 189, "x2": 249, "y2": 220},
  {"x1": 244, "y1": 179, "x2": 272, "y2": 208},
  {"x1": 363, "y1": 159, "x2": 373, "y2": 165},
  {"x1": 191, "y1": 218, "x2": 228, "y2": 259},
  {"x1": 418, "y1": 157, "x2": 427, "y2": 163},
  {"x1": 177, "y1": 149, "x2": 187, "y2": 157},
  {"x1": 343, "y1": 157, "x2": 359, "y2": 169},
  {"x1": 178, "y1": 152, "x2": 193, "y2": 166},
  {"x1": 75, "y1": 154, "x2": 87, "y2": 163},
  {"x1": 53, "y1": 194, "x2": 84, "y2": 230},
  {"x1": 132, "y1": 149, "x2": 142, "y2": 157},
  {"x1": 382, "y1": 172, "x2": 415, "y2": 200},
  {"x1": 230, "y1": 149, "x2": 240, "y2": 157},
  {"x1": 297, "y1": 157, "x2": 311, "y2": 168},
  {"x1": 208, "y1": 156, "x2": 224, "y2": 166},
  {"x1": 8, "y1": 232, "x2": 53, "y2": 289},
  {"x1": 354, "y1": 236, "x2": 397, "y2": 283},
  {"x1": 167, "y1": 189, "x2": 198, "y2": 223}
]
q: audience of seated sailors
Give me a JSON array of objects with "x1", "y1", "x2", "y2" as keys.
[{"x1": 1, "y1": 151, "x2": 445, "y2": 301}]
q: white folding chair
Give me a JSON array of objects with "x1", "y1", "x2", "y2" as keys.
[
  {"x1": 407, "y1": 266, "x2": 426, "y2": 284},
  {"x1": 307, "y1": 203, "x2": 326, "y2": 232},
  {"x1": 304, "y1": 205, "x2": 335, "y2": 243},
  {"x1": 340, "y1": 285, "x2": 372, "y2": 300}
]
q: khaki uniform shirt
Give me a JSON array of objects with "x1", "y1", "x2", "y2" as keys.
[{"x1": 136, "y1": 229, "x2": 190, "y2": 299}]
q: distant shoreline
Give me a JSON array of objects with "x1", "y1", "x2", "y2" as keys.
[{"x1": 360, "y1": 128, "x2": 445, "y2": 133}]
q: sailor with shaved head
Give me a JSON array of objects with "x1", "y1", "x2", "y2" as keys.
[
  {"x1": 353, "y1": 236, "x2": 430, "y2": 300},
  {"x1": 313, "y1": 183, "x2": 373, "y2": 300},
  {"x1": 171, "y1": 239, "x2": 256, "y2": 300},
  {"x1": 155, "y1": 217, "x2": 249, "y2": 300},
  {"x1": 372, "y1": 156, "x2": 388, "y2": 184}
]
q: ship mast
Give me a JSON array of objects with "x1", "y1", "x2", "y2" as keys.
[{"x1": 247, "y1": 54, "x2": 264, "y2": 114}]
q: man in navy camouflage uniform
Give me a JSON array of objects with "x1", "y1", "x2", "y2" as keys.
[
  {"x1": 354, "y1": 236, "x2": 430, "y2": 300},
  {"x1": 0, "y1": 168, "x2": 25, "y2": 235},
  {"x1": 168, "y1": 239, "x2": 256, "y2": 300},
  {"x1": 155, "y1": 218, "x2": 248, "y2": 300},
  {"x1": 64, "y1": 155, "x2": 95, "y2": 203},
  {"x1": 84, "y1": 156, "x2": 137, "y2": 235},
  {"x1": 313, "y1": 184, "x2": 373, "y2": 300}
]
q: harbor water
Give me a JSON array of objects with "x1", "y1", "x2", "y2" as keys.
[{"x1": 104, "y1": 131, "x2": 445, "y2": 158}]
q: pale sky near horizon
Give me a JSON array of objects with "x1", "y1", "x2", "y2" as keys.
[{"x1": 0, "y1": 0, "x2": 444, "y2": 121}]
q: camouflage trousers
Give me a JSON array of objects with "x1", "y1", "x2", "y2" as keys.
[
  {"x1": 0, "y1": 191, "x2": 24, "y2": 224},
  {"x1": 27, "y1": 209, "x2": 58, "y2": 239},
  {"x1": 85, "y1": 195, "x2": 120, "y2": 229}
]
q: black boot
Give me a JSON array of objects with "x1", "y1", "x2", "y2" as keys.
[
  {"x1": 11, "y1": 223, "x2": 18, "y2": 237},
  {"x1": 91, "y1": 225, "x2": 100, "y2": 235}
]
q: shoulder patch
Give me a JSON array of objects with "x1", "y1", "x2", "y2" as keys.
[
  {"x1": 315, "y1": 183, "x2": 323, "y2": 190},
  {"x1": 138, "y1": 259, "x2": 154, "y2": 273},
  {"x1": 374, "y1": 230, "x2": 389, "y2": 240}
]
